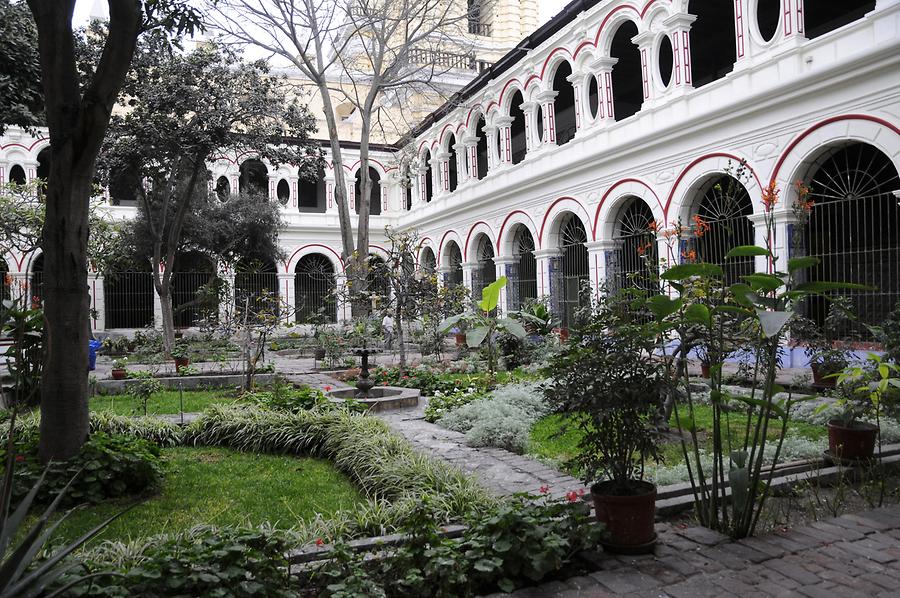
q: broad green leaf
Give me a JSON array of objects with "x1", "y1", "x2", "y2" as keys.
[
  {"x1": 713, "y1": 304, "x2": 753, "y2": 317},
  {"x1": 438, "y1": 314, "x2": 463, "y2": 332},
  {"x1": 787, "y1": 256, "x2": 820, "y2": 273},
  {"x1": 729, "y1": 283, "x2": 756, "y2": 307},
  {"x1": 743, "y1": 274, "x2": 784, "y2": 292},
  {"x1": 725, "y1": 245, "x2": 772, "y2": 259},
  {"x1": 735, "y1": 395, "x2": 787, "y2": 419},
  {"x1": 684, "y1": 304, "x2": 711, "y2": 327},
  {"x1": 646, "y1": 295, "x2": 683, "y2": 320},
  {"x1": 661, "y1": 262, "x2": 724, "y2": 281},
  {"x1": 477, "y1": 276, "x2": 507, "y2": 312},
  {"x1": 499, "y1": 318, "x2": 527, "y2": 338},
  {"x1": 793, "y1": 281, "x2": 874, "y2": 293},
  {"x1": 466, "y1": 326, "x2": 489, "y2": 348},
  {"x1": 756, "y1": 309, "x2": 792, "y2": 338}
]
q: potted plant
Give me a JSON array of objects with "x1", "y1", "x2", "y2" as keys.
[
  {"x1": 791, "y1": 301, "x2": 853, "y2": 388},
  {"x1": 170, "y1": 340, "x2": 191, "y2": 370},
  {"x1": 544, "y1": 289, "x2": 666, "y2": 554},
  {"x1": 826, "y1": 354, "x2": 898, "y2": 463},
  {"x1": 110, "y1": 357, "x2": 128, "y2": 380}
]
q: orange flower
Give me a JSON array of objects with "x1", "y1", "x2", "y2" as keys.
[
  {"x1": 647, "y1": 219, "x2": 658, "y2": 233},
  {"x1": 794, "y1": 180, "x2": 814, "y2": 213},
  {"x1": 681, "y1": 248, "x2": 697, "y2": 263},
  {"x1": 692, "y1": 215, "x2": 710, "y2": 238},
  {"x1": 762, "y1": 180, "x2": 780, "y2": 211}
]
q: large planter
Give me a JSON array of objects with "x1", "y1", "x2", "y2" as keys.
[
  {"x1": 455, "y1": 332, "x2": 466, "y2": 347},
  {"x1": 174, "y1": 357, "x2": 191, "y2": 370},
  {"x1": 700, "y1": 362, "x2": 711, "y2": 378},
  {"x1": 591, "y1": 480, "x2": 657, "y2": 554},
  {"x1": 827, "y1": 420, "x2": 878, "y2": 462},
  {"x1": 554, "y1": 327, "x2": 570, "y2": 342},
  {"x1": 111, "y1": 368, "x2": 127, "y2": 381}
]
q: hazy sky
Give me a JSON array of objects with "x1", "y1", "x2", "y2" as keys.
[{"x1": 74, "y1": 1, "x2": 573, "y2": 30}]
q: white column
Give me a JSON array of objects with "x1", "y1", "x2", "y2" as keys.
[
  {"x1": 416, "y1": 167, "x2": 428, "y2": 204},
  {"x1": 379, "y1": 179, "x2": 390, "y2": 214},
  {"x1": 463, "y1": 136, "x2": 479, "y2": 181},
  {"x1": 435, "y1": 151, "x2": 451, "y2": 194},
  {"x1": 219, "y1": 266, "x2": 236, "y2": 324},
  {"x1": 461, "y1": 261, "x2": 479, "y2": 297},
  {"x1": 782, "y1": 0, "x2": 806, "y2": 41},
  {"x1": 586, "y1": 240, "x2": 620, "y2": 297},
  {"x1": 533, "y1": 249, "x2": 562, "y2": 306},
  {"x1": 520, "y1": 101, "x2": 540, "y2": 153},
  {"x1": 494, "y1": 116, "x2": 515, "y2": 166},
  {"x1": 278, "y1": 272, "x2": 295, "y2": 323},
  {"x1": 436, "y1": 265, "x2": 452, "y2": 290},
  {"x1": 484, "y1": 125, "x2": 500, "y2": 171},
  {"x1": 453, "y1": 142, "x2": 469, "y2": 186},
  {"x1": 590, "y1": 57, "x2": 618, "y2": 124},
  {"x1": 335, "y1": 272, "x2": 351, "y2": 323},
  {"x1": 429, "y1": 155, "x2": 442, "y2": 197},
  {"x1": 632, "y1": 31, "x2": 656, "y2": 106},
  {"x1": 567, "y1": 71, "x2": 588, "y2": 132},
  {"x1": 664, "y1": 13, "x2": 696, "y2": 91},
  {"x1": 89, "y1": 273, "x2": 106, "y2": 332},
  {"x1": 494, "y1": 256, "x2": 517, "y2": 314},
  {"x1": 536, "y1": 90, "x2": 558, "y2": 146}
]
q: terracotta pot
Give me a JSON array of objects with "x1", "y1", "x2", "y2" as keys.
[
  {"x1": 591, "y1": 480, "x2": 657, "y2": 554},
  {"x1": 827, "y1": 420, "x2": 878, "y2": 462},
  {"x1": 811, "y1": 363, "x2": 837, "y2": 388},
  {"x1": 455, "y1": 332, "x2": 466, "y2": 347},
  {"x1": 314, "y1": 348, "x2": 326, "y2": 360},
  {"x1": 111, "y1": 368, "x2": 127, "y2": 380},
  {"x1": 174, "y1": 357, "x2": 190, "y2": 370},
  {"x1": 554, "y1": 327, "x2": 570, "y2": 342},
  {"x1": 700, "y1": 362, "x2": 711, "y2": 378}
]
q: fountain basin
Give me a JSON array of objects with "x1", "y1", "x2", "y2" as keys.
[{"x1": 327, "y1": 386, "x2": 419, "y2": 412}]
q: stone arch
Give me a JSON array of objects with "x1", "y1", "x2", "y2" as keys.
[
  {"x1": 541, "y1": 197, "x2": 593, "y2": 250},
  {"x1": 471, "y1": 233, "x2": 497, "y2": 299},
  {"x1": 354, "y1": 166, "x2": 382, "y2": 215},
  {"x1": 465, "y1": 221, "x2": 497, "y2": 263},
  {"x1": 498, "y1": 210, "x2": 540, "y2": 258},
  {"x1": 595, "y1": 179, "x2": 665, "y2": 241},
  {"x1": 445, "y1": 131, "x2": 459, "y2": 192},
  {"x1": 286, "y1": 244, "x2": 344, "y2": 275},
  {"x1": 668, "y1": 153, "x2": 764, "y2": 223},
  {"x1": 507, "y1": 89, "x2": 527, "y2": 165},
  {"x1": 549, "y1": 59, "x2": 577, "y2": 146},
  {"x1": 295, "y1": 252, "x2": 338, "y2": 323},
  {"x1": 238, "y1": 157, "x2": 269, "y2": 197},
  {"x1": 441, "y1": 239, "x2": 464, "y2": 287},
  {"x1": 419, "y1": 245, "x2": 437, "y2": 274}
]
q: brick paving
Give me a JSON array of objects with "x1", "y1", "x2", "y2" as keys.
[{"x1": 484, "y1": 505, "x2": 900, "y2": 597}]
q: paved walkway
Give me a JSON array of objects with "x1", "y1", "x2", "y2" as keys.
[{"x1": 490, "y1": 506, "x2": 900, "y2": 598}]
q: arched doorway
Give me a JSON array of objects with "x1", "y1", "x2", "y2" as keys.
[
  {"x1": 234, "y1": 259, "x2": 279, "y2": 320},
  {"x1": 36, "y1": 147, "x2": 51, "y2": 182},
  {"x1": 420, "y1": 247, "x2": 437, "y2": 275},
  {"x1": 689, "y1": 1, "x2": 736, "y2": 88},
  {"x1": 510, "y1": 226, "x2": 537, "y2": 311},
  {"x1": 8, "y1": 165, "x2": 26, "y2": 185},
  {"x1": 472, "y1": 235, "x2": 496, "y2": 300},
  {"x1": 295, "y1": 254, "x2": 337, "y2": 323},
  {"x1": 692, "y1": 174, "x2": 755, "y2": 284},
  {"x1": 610, "y1": 20, "x2": 642, "y2": 121},
  {"x1": 556, "y1": 215, "x2": 589, "y2": 328},
  {"x1": 105, "y1": 259, "x2": 154, "y2": 329},
  {"x1": 446, "y1": 133, "x2": 459, "y2": 193},
  {"x1": 552, "y1": 62, "x2": 577, "y2": 145},
  {"x1": 172, "y1": 252, "x2": 215, "y2": 328},
  {"x1": 423, "y1": 150, "x2": 434, "y2": 203},
  {"x1": 508, "y1": 90, "x2": 527, "y2": 165},
  {"x1": 367, "y1": 255, "x2": 391, "y2": 310},
  {"x1": 475, "y1": 115, "x2": 489, "y2": 179},
  {"x1": 801, "y1": 142, "x2": 900, "y2": 337},
  {"x1": 444, "y1": 241, "x2": 464, "y2": 287},
  {"x1": 29, "y1": 253, "x2": 43, "y2": 305},
  {"x1": 215, "y1": 176, "x2": 231, "y2": 201},
  {"x1": 612, "y1": 197, "x2": 658, "y2": 292},
  {"x1": 355, "y1": 167, "x2": 382, "y2": 216},
  {"x1": 806, "y1": 1, "x2": 875, "y2": 39},
  {"x1": 299, "y1": 163, "x2": 327, "y2": 213},
  {"x1": 239, "y1": 159, "x2": 268, "y2": 197}
]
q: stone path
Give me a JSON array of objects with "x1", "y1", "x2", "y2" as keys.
[
  {"x1": 489, "y1": 505, "x2": 900, "y2": 598},
  {"x1": 378, "y1": 404, "x2": 587, "y2": 500}
]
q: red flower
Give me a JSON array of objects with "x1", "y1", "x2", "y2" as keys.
[
  {"x1": 14, "y1": 455, "x2": 25, "y2": 463},
  {"x1": 539, "y1": 485, "x2": 550, "y2": 494},
  {"x1": 577, "y1": 488, "x2": 585, "y2": 497},
  {"x1": 315, "y1": 538, "x2": 325, "y2": 546},
  {"x1": 762, "y1": 180, "x2": 780, "y2": 211},
  {"x1": 323, "y1": 385, "x2": 332, "y2": 392},
  {"x1": 566, "y1": 491, "x2": 579, "y2": 503}
]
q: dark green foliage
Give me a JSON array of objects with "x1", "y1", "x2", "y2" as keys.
[
  {"x1": 423, "y1": 386, "x2": 487, "y2": 423},
  {"x1": 0, "y1": 0, "x2": 43, "y2": 134},
  {"x1": 62, "y1": 526, "x2": 294, "y2": 598},
  {"x1": 3, "y1": 432, "x2": 161, "y2": 507},
  {"x1": 872, "y1": 300, "x2": 900, "y2": 365},
  {"x1": 0, "y1": 298, "x2": 43, "y2": 408},
  {"x1": 245, "y1": 379, "x2": 330, "y2": 413},
  {"x1": 369, "y1": 365, "x2": 491, "y2": 397},
  {"x1": 544, "y1": 290, "x2": 667, "y2": 491},
  {"x1": 311, "y1": 493, "x2": 603, "y2": 597}
]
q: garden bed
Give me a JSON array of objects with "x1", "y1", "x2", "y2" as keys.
[
  {"x1": 89, "y1": 389, "x2": 239, "y2": 416},
  {"x1": 95, "y1": 372, "x2": 277, "y2": 394}
]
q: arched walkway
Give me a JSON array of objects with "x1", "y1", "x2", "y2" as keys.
[
  {"x1": 355, "y1": 167, "x2": 382, "y2": 216},
  {"x1": 299, "y1": 163, "x2": 327, "y2": 213},
  {"x1": 444, "y1": 241, "x2": 464, "y2": 287},
  {"x1": 800, "y1": 142, "x2": 900, "y2": 338},
  {"x1": 235, "y1": 259, "x2": 279, "y2": 319},
  {"x1": 215, "y1": 176, "x2": 231, "y2": 201},
  {"x1": 555, "y1": 214, "x2": 589, "y2": 328},
  {"x1": 295, "y1": 253, "x2": 337, "y2": 323},
  {"x1": 509, "y1": 225, "x2": 537, "y2": 311},
  {"x1": 508, "y1": 90, "x2": 527, "y2": 164},
  {"x1": 475, "y1": 115, "x2": 489, "y2": 180},
  {"x1": 239, "y1": 159, "x2": 268, "y2": 196},
  {"x1": 552, "y1": 62, "x2": 577, "y2": 146},
  {"x1": 446, "y1": 133, "x2": 459, "y2": 193},
  {"x1": 609, "y1": 20, "x2": 642, "y2": 121},
  {"x1": 172, "y1": 252, "x2": 216, "y2": 328},
  {"x1": 105, "y1": 259, "x2": 154, "y2": 329},
  {"x1": 611, "y1": 197, "x2": 658, "y2": 292},
  {"x1": 690, "y1": 174, "x2": 755, "y2": 284},
  {"x1": 420, "y1": 246, "x2": 437, "y2": 274},
  {"x1": 472, "y1": 235, "x2": 496, "y2": 300}
]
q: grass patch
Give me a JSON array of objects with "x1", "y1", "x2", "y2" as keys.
[
  {"x1": 44, "y1": 446, "x2": 364, "y2": 545},
  {"x1": 89, "y1": 390, "x2": 238, "y2": 416},
  {"x1": 530, "y1": 404, "x2": 828, "y2": 474}
]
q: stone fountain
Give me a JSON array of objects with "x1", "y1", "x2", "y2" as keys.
[{"x1": 326, "y1": 344, "x2": 419, "y2": 412}]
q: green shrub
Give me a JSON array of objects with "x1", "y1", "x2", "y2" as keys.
[
  {"x1": 439, "y1": 383, "x2": 548, "y2": 453},
  {"x1": 369, "y1": 365, "x2": 490, "y2": 398},
  {"x1": 244, "y1": 379, "x2": 329, "y2": 413},
  {"x1": 423, "y1": 385, "x2": 486, "y2": 423},
  {"x1": 89, "y1": 411, "x2": 184, "y2": 447},
  {"x1": 3, "y1": 432, "x2": 162, "y2": 507},
  {"x1": 63, "y1": 526, "x2": 295, "y2": 597}
]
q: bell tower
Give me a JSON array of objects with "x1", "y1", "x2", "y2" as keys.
[{"x1": 464, "y1": 0, "x2": 542, "y2": 66}]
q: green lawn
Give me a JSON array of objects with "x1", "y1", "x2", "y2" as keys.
[
  {"x1": 529, "y1": 403, "x2": 828, "y2": 473},
  {"x1": 89, "y1": 390, "x2": 238, "y2": 416},
  {"x1": 44, "y1": 446, "x2": 364, "y2": 545}
]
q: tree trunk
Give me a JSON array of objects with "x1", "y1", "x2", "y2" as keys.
[
  {"x1": 159, "y1": 287, "x2": 176, "y2": 353},
  {"x1": 28, "y1": 0, "x2": 143, "y2": 461},
  {"x1": 395, "y1": 300, "x2": 406, "y2": 369}
]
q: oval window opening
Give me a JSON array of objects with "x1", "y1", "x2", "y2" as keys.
[
  {"x1": 588, "y1": 75, "x2": 600, "y2": 120},
  {"x1": 658, "y1": 35, "x2": 674, "y2": 87},
  {"x1": 757, "y1": 0, "x2": 780, "y2": 42},
  {"x1": 277, "y1": 179, "x2": 290, "y2": 205}
]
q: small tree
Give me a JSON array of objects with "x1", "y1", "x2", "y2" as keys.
[{"x1": 96, "y1": 35, "x2": 320, "y2": 353}]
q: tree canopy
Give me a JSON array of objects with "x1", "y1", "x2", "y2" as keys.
[{"x1": 0, "y1": 0, "x2": 43, "y2": 135}]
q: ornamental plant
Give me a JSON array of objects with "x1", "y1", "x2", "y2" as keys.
[
  {"x1": 648, "y1": 178, "x2": 868, "y2": 538},
  {"x1": 440, "y1": 277, "x2": 526, "y2": 380}
]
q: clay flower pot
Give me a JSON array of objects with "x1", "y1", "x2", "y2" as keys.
[
  {"x1": 111, "y1": 368, "x2": 127, "y2": 380},
  {"x1": 455, "y1": 332, "x2": 466, "y2": 347},
  {"x1": 811, "y1": 363, "x2": 838, "y2": 388},
  {"x1": 174, "y1": 357, "x2": 191, "y2": 370},
  {"x1": 827, "y1": 419, "x2": 878, "y2": 462},
  {"x1": 700, "y1": 362, "x2": 711, "y2": 378},
  {"x1": 591, "y1": 480, "x2": 657, "y2": 554}
]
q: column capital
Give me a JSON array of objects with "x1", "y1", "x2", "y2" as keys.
[
  {"x1": 460, "y1": 261, "x2": 480, "y2": 271},
  {"x1": 494, "y1": 256, "x2": 518, "y2": 266},
  {"x1": 534, "y1": 249, "x2": 563, "y2": 260},
  {"x1": 566, "y1": 71, "x2": 586, "y2": 85},
  {"x1": 493, "y1": 116, "x2": 515, "y2": 127},
  {"x1": 631, "y1": 31, "x2": 655, "y2": 48},
  {"x1": 586, "y1": 240, "x2": 621, "y2": 252},
  {"x1": 536, "y1": 90, "x2": 558, "y2": 103},
  {"x1": 519, "y1": 100, "x2": 539, "y2": 112},
  {"x1": 462, "y1": 135, "x2": 479, "y2": 146},
  {"x1": 452, "y1": 142, "x2": 467, "y2": 152},
  {"x1": 663, "y1": 12, "x2": 696, "y2": 29},
  {"x1": 589, "y1": 56, "x2": 618, "y2": 71}
]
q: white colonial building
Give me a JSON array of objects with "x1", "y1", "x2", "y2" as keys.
[{"x1": 2, "y1": 0, "x2": 899, "y2": 360}]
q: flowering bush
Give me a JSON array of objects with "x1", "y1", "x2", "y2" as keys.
[{"x1": 424, "y1": 385, "x2": 486, "y2": 422}]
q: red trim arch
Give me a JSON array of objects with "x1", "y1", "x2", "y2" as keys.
[
  {"x1": 538, "y1": 48, "x2": 575, "y2": 81},
  {"x1": 437, "y1": 229, "x2": 462, "y2": 264},
  {"x1": 498, "y1": 79, "x2": 525, "y2": 110},
  {"x1": 464, "y1": 221, "x2": 494, "y2": 259},
  {"x1": 664, "y1": 152, "x2": 762, "y2": 217},
  {"x1": 496, "y1": 210, "x2": 539, "y2": 253},
  {"x1": 538, "y1": 196, "x2": 594, "y2": 244},
  {"x1": 593, "y1": 177, "x2": 664, "y2": 237},
  {"x1": 0, "y1": 137, "x2": 49, "y2": 152},
  {"x1": 770, "y1": 114, "x2": 900, "y2": 183},
  {"x1": 464, "y1": 104, "x2": 485, "y2": 128},
  {"x1": 284, "y1": 244, "x2": 345, "y2": 273}
]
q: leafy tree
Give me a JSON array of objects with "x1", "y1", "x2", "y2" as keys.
[
  {"x1": 25, "y1": 0, "x2": 202, "y2": 461},
  {"x1": 0, "y1": 0, "x2": 43, "y2": 134},
  {"x1": 96, "y1": 37, "x2": 320, "y2": 352}
]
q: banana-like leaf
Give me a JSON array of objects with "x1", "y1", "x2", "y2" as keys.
[
  {"x1": 477, "y1": 276, "x2": 507, "y2": 312},
  {"x1": 725, "y1": 245, "x2": 772, "y2": 259},
  {"x1": 438, "y1": 314, "x2": 463, "y2": 332},
  {"x1": 646, "y1": 295, "x2": 682, "y2": 320},
  {"x1": 787, "y1": 256, "x2": 820, "y2": 273},
  {"x1": 756, "y1": 309, "x2": 792, "y2": 338},
  {"x1": 466, "y1": 326, "x2": 489, "y2": 348},
  {"x1": 684, "y1": 304, "x2": 711, "y2": 327},
  {"x1": 661, "y1": 263, "x2": 724, "y2": 281},
  {"x1": 499, "y1": 318, "x2": 527, "y2": 339},
  {"x1": 743, "y1": 274, "x2": 784, "y2": 292}
]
